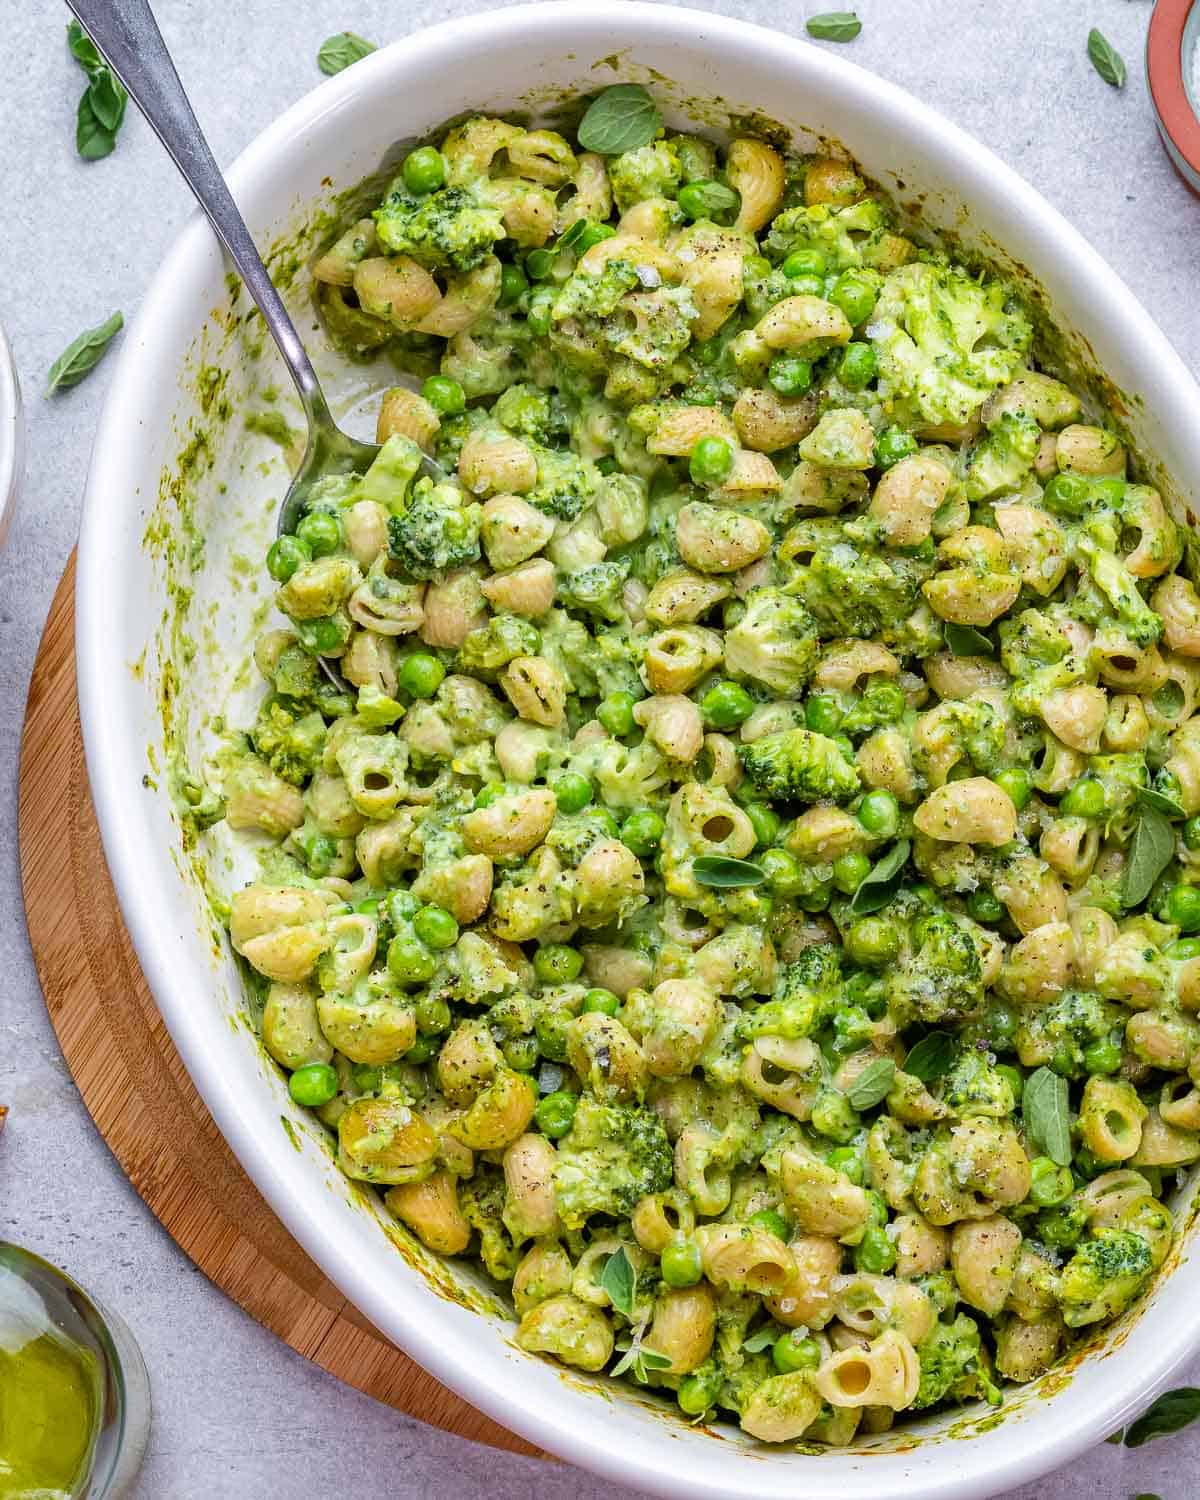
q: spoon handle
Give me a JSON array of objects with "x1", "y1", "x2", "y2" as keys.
[{"x1": 66, "y1": 0, "x2": 332, "y2": 430}]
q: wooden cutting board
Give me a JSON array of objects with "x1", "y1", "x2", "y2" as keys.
[{"x1": 17, "y1": 553, "x2": 542, "y2": 1459}]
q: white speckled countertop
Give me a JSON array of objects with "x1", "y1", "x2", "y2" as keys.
[{"x1": 1, "y1": 2, "x2": 1199, "y2": 1495}]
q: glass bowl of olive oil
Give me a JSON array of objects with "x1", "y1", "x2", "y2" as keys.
[{"x1": 0, "y1": 1245, "x2": 150, "y2": 1498}]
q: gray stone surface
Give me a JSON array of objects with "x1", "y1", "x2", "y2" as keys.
[{"x1": 1, "y1": 1, "x2": 1198, "y2": 1495}]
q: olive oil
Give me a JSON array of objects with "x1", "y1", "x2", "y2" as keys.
[{"x1": 0, "y1": 1266, "x2": 99, "y2": 1498}]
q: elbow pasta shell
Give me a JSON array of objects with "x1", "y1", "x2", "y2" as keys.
[
  {"x1": 338, "y1": 1097, "x2": 439, "y2": 1184},
  {"x1": 480, "y1": 558, "x2": 557, "y2": 617},
  {"x1": 645, "y1": 405, "x2": 738, "y2": 456},
  {"x1": 923, "y1": 526, "x2": 1019, "y2": 627},
  {"x1": 489, "y1": 177, "x2": 557, "y2": 247},
  {"x1": 868, "y1": 455, "x2": 952, "y2": 547},
  {"x1": 342, "y1": 501, "x2": 390, "y2": 571},
  {"x1": 1155, "y1": 575, "x2": 1200, "y2": 656},
  {"x1": 1039, "y1": 683, "x2": 1108, "y2": 754},
  {"x1": 230, "y1": 885, "x2": 329, "y2": 981},
  {"x1": 499, "y1": 655, "x2": 568, "y2": 727},
  {"x1": 804, "y1": 156, "x2": 864, "y2": 206},
  {"x1": 727, "y1": 138, "x2": 786, "y2": 233},
  {"x1": 348, "y1": 574, "x2": 426, "y2": 636},
  {"x1": 949, "y1": 1215, "x2": 1022, "y2": 1316},
  {"x1": 815, "y1": 640, "x2": 901, "y2": 692},
  {"x1": 739, "y1": 1371, "x2": 823, "y2": 1443},
  {"x1": 993, "y1": 503, "x2": 1068, "y2": 595},
  {"x1": 502, "y1": 1132, "x2": 561, "y2": 1241},
  {"x1": 377, "y1": 387, "x2": 441, "y2": 451},
  {"x1": 756, "y1": 294, "x2": 853, "y2": 351},
  {"x1": 462, "y1": 788, "x2": 557, "y2": 857},
  {"x1": 675, "y1": 503, "x2": 771, "y2": 575},
  {"x1": 710, "y1": 449, "x2": 782, "y2": 502},
  {"x1": 481, "y1": 494, "x2": 557, "y2": 569},
  {"x1": 766, "y1": 1234, "x2": 842, "y2": 1328},
  {"x1": 995, "y1": 1316, "x2": 1062, "y2": 1382},
  {"x1": 312, "y1": 218, "x2": 378, "y2": 286},
  {"x1": 674, "y1": 225, "x2": 746, "y2": 340},
  {"x1": 642, "y1": 625, "x2": 724, "y2": 693},
  {"x1": 512, "y1": 1242, "x2": 573, "y2": 1317},
  {"x1": 441, "y1": 116, "x2": 524, "y2": 182},
  {"x1": 386, "y1": 1170, "x2": 472, "y2": 1255},
  {"x1": 555, "y1": 152, "x2": 612, "y2": 229},
  {"x1": 416, "y1": 258, "x2": 502, "y2": 337},
  {"x1": 631, "y1": 1189, "x2": 696, "y2": 1254},
  {"x1": 1039, "y1": 818, "x2": 1100, "y2": 885},
  {"x1": 635, "y1": 694, "x2": 704, "y2": 762},
  {"x1": 644, "y1": 1283, "x2": 717, "y2": 1374},
  {"x1": 262, "y1": 983, "x2": 333, "y2": 1071},
  {"x1": 674, "y1": 1123, "x2": 733, "y2": 1215},
  {"x1": 643, "y1": 569, "x2": 732, "y2": 625},
  {"x1": 913, "y1": 776, "x2": 1017, "y2": 847},
  {"x1": 506, "y1": 129, "x2": 577, "y2": 186},
  {"x1": 450, "y1": 1068, "x2": 537, "y2": 1151},
  {"x1": 780, "y1": 1148, "x2": 870, "y2": 1239},
  {"x1": 515, "y1": 1295, "x2": 613, "y2": 1372},
  {"x1": 698, "y1": 1223, "x2": 796, "y2": 1297},
  {"x1": 998, "y1": 921, "x2": 1074, "y2": 1005},
  {"x1": 1055, "y1": 423, "x2": 1125, "y2": 476},
  {"x1": 459, "y1": 431, "x2": 539, "y2": 496},
  {"x1": 352, "y1": 255, "x2": 441, "y2": 327},
  {"x1": 732, "y1": 387, "x2": 817, "y2": 453},
  {"x1": 741, "y1": 1036, "x2": 821, "y2": 1118},
  {"x1": 815, "y1": 1330, "x2": 920, "y2": 1411},
  {"x1": 892, "y1": 1214, "x2": 948, "y2": 1279}
]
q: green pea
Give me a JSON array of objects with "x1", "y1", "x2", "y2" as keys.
[
  {"x1": 1167, "y1": 883, "x2": 1200, "y2": 932},
  {"x1": 503, "y1": 1034, "x2": 539, "y2": 1071},
  {"x1": 1029, "y1": 1156, "x2": 1074, "y2": 1207},
  {"x1": 846, "y1": 916, "x2": 900, "y2": 967},
  {"x1": 855, "y1": 1223, "x2": 897, "y2": 1274},
  {"x1": 412, "y1": 905, "x2": 459, "y2": 950},
  {"x1": 575, "y1": 222, "x2": 617, "y2": 254},
  {"x1": 995, "y1": 767, "x2": 1032, "y2": 811},
  {"x1": 416, "y1": 993, "x2": 452, "y2": 1035},
  {"x1": 689, "y1": 434, "x2": 735, "y2": 487},
  {"x1": 983, "y1": 1001, "x2": 1018, "y2": 1049},
  {"x1": 874, "y1": 426, "x2": 918, "y2": 470},
  {"x1": 832, "y1": 851, "x2": 871, "y2": 895},
  {"x1": 857, "y1": 788, "x2": 900, "y2": 837},
  {"x1": 300, "y1": 616, "x2": 348, "y2": 654},
  {"x1": 288, "y1": 1062, "x2": 339, "y2": 1107},
  {"x1": 767, "y1": 354, "x2": 813, "y2": 397},
  {"x1": 811, "y1": 1089, "x2": 859, "y2": 1143},
  {"x1": 582, "y1": 988, "x2": 620, "y2": 1016},
  {"x1": 1042, "y1": 471, "x2": 1092, "y2": 518},
  {"x1": 535, "y1": 1089, "x2": 578, "y2": 1139},
  {"x1": 1183, "y1": 816, "x2": 1200, "y2": 851},
  {"x1": 387, "y1": 935, "x2": 436, "y2": 985},
  {"x1": 700, "y1": 679, "x2": 755, "y2": 730},
  {"x1": 405, "y1": 1034, "x2": 438, "y2": 1065},
  {"x1": 659, "y1": 1235, "x2": 703, "y2": 1287},
  {"x1": 785, "y1": 272, "x2": 825, "y2": 298},
  {"x1": 839, "y1": 341, "x2": 878, "y2": 391},
  {"x1": 1165, "y1": 937, "x2": 1200, "y2": 960},
  {"x1": 827, "y1": 1145, "x2": 865, "y2": 1184},
  {"x1": 622, "y1": 809, "x2": 665, "y2": 856},
  {"x1": 597, "y1": 690, "x2": 637, "y2": 737},
  {"x1": 402, "y1": 146, "x2": 446, "y2": 195},
  {"x1": 805, "y1": 694, "x2": 843, "y2": 736},
  {"x1": 781, "y1": 248, "x2": 827, "y2": 278},
  {"x1": 772, "y1": 1330, "x2": 821, "y2": 1374},
  {"x1": 550, "y1": 771, "x2": 594, "y2": 814},
  {"x1": 760, "y1": 847, "x2": 803, "y2": 896},
  {"x1": 397, "y1": 651, "x2": 446, "y2": 699},
  {"x1": 351, "y1": 1063, "x2": 381, "y2": 1093},
  {"x1": 677, "y1": 178, "x2": 740, "y2": 222},
  {"x1": 677, "y1": 1371, "x2": 719, "y2": 1417},
  {"x1": 745, "y1": 802, "x2": 781, "y2": 849},
  {"x1": 829, "y1": 271, "x2": 877, "y2": 326},
  {"x1": 1081, "y1": 1038, "x2": 1121, "y2": 1075},
  {"x1": 966, "y1": 888, "x2": 1004, "y2": 924},
  {"x1": 296, "y1": 510, "x2": 341, "y2": 558},
  {"x1": 266, "y1": 534, "x2": 312, "y2": 582},
  {"x1": 526, "y1": 287, "x2": 556, "y2": 336},
  {"x1": 498, "y1": 262, "x2": 529, "y2": 308},
  {"x1": 534, "y1": 1011, "x2": 572, "y2": 1064},
  {"x1": 747, "y1": 1208, "x2": 789, "y2": 1241},
  {"x1": 420, "y1": 375, "x2": 467, "y2": 416},
  {"x1": 1059, "y1": 777, "x2": 1106, "y2": 819},
  {"x1": 525, "y1": 247, "x2": 557, "y2": 281},
  {"x1": 533, "y1": 943, "x2": 583, "y2": 984}
]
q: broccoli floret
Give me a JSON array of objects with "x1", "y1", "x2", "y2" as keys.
[
  {"x1": 911, "y1": 698, "x2": 1005, "y2": 782},
  {"x1": 761, "y1": 199, "x2": 889, "y2": 271},
  {"x1": 374, "y1": 183, "x2": 505, "y2": 272},
  {"x1": 938, "y1": 1051, "x2": 1015, "y2": 1118},
  {"x1": 607, "y1": 141, "x2": 682, "y2": 214},
  {"x1": 289, "y1": 817, "x2": 355, "y2": 878},
  {"x1": 913, "y1": 1313, "x2": 1000, "y2": 1409},
  {"x1": 559, "y1": 559, "x2": 632, "y2": 623},
  {"x1": 736, "y1": 944, "x2": 843, "y2": 1040},
  {"x1": 249, "y1": 695, "x2": 326, "y2": 786},
  {"x1": 964, "y1": 412, "x2": 1041, "y2": 501},
  {"x1": 738, "y1": 728, "x2": 862, "y2": 804},
  {"x1": 1085, "y1": 752, "x2": 1148, "y2": 825},
  {"x1": 1015, "y1": 989, "x2": 1125, "y2": 1078},
  {"x1": 724, "y1": 588, "x2": 820, "y2": 696},
  {"x1": 1036, "y1": 1198, "x2": 1089, "y2": 1251},
  {"x1": 456, "y1": 614, "x2": 542, "y2": 674},
  {"x1": 887, "y1": 912, "x2": 984, "y2": 1027},
  {"x1": 386, "y1": 479, "x2": 482, "y2": 580},
  {"x1": 1058, "y1": 1229, "x2": 1153, "y2": 1328},
  {"x1": 869, "y1": 261, "x2": 1032, "y2": 429},
  {"x1": 360, "y1": 433, "x2": 426, "y2": 512},
  {"x1": 999, "y1": 607, "x2": 1073, "y2": 680},
  {"x1": 839, "y1": 680, "x2": 908, "y2": 739},
  {"x1": 526, "y1": 446, "x2": 598, "y2": 522},
  {"x1": 1071, "y1": 534, "x2": 1164, "y2": 649},
  {"x1": 786, "y1": 538, "x2": 930, "y2": 641},
  {"x1": 552, "y1": 1095, "x2": 673, "y2": 1229},
  {"x1": 553, "y1": 259, "x2": 642, "y2": 324},
  {"x1": 493, "y1": 383, "x2": 567, "y2": 444}
]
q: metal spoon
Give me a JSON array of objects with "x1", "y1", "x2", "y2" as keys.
[{"x1": 66, "y1": 0, "x2": 442, "y2": 668}]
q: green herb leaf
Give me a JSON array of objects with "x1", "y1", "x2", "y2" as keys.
[
  {"x1": 742, "y1": 1326, "x2": 778, "y2": 1353},
  {"x1": 1133, "y1": 1494, "x2": 1163, "y2": 1500},
  {"x1": 1125, "y1": 1387, "x2": 1200, "y2": 1447},
  {"x1": 944, "y1": 623, "x2": 995, "y2": 657},
  {"x1": 1103, "y1": 1430, "x2": 1124, "y2": 1444},
  {"x1": 317, "y1": 32, "x2": 377, "y2": 76},
  {"x1": 692, "y1": 855, "x2": 766, "y2": 888},
  {"x1": 1123, "y1": 804, "x2": 1175, "y2": 907},
  {"x1": 599, "y1": 1245, "x2": 636, "y2": 1319},
  {"x1": 847, "y1": 1057, "x2": 896, "y2": 1110},
  {"x1": 1138, "y1": 785, "x2": 1185, "y2": 820},
  {"x1": 1088, "y1": 28, "x2": 1126, "y2": 89},
  {"x1": 66, "y1": 19, "x2": 103, "y2": 74},
  {"x1": 577, "y1": 84, "x2": 662, "y2": 155},
  {"x1": 806, "y1": 12, "x2": 862, "y2": 42},
  {"x1": 87, "y1": 70, "x2": 127, "y2": 134},
  {"x1": 636, "y1": 1347, "x2": 673, "y2": 1372},
  {"x1": 902, "y1": 1031, "x2": 956, "y2": 1083},
  {"x1": 1024, "y1": 1066, "x2": 1072, "y2": 1166},
  {"x1": 46, "y1": 311, "x2": 124, "y2": 393},
  {"x1": 76, "y1": 91, "x2": 117, "y2": 160},
  {"x1": 848, "y1": 839, "x2": 911, "y2": 915}
]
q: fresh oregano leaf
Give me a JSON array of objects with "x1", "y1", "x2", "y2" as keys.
[
  {"x1": 806, "y1": 12, "x2": 862, "y2": 42},
  {"x1": 317, "y1": 32, "x2": 377, "y2": 76},
  {"x1": 67, "y1": 19, "x2": 104, "y2": 74},
  {"x1": 742, "y1": 1326, "x2": 778, "y2": 1354},
  {"x1": 1124, "y1": 1388, "x2": 1200, "y2": 1449},
  {"x1": 76, "y1": 92, "x2": 117, "y2": 160},
  {"x1": 1138, "y1": 785, "x2": 1185, "y2": 820},
  {"x1": 47, "y1": 311, "x2": 124, "y2": 393},
  {"x1": 87, "y1": 70, "x2": 127, "y2": 134},
  {"x1": 1088, "y1": 28, "x2": 1126, "y2": 89},
  {"x1": 1024, "y1": 1066, "x2": 1072, "y2": 1166},
  {"x1": 1124, "y1": 1387, "x2": 1200, "y2": 1447},
  {"x1": 634, "y1": 1348, "x2": 672, "y2": 1373},
  {"x1": 902, "y1": 1031, "x2": 956, "y2": 1083},
  {"x1": 577, "y1": 84, "x2": 661, "y2": 155},
  {"x1": 944, "y1": 622, "x2": 995, "y2": 657},
  {"x1": 692, "y1": 855, "x2": 766, "y2": 888},
  {"x1": 1123, "y1": 804, "x2": 1175, "y2": 907},
  {"x1": 68, "y1": 19, "x2": 127, "y2": 158},
  {"x1": 847, "y1": 1057, "x2": 896, "y2": 1110},
  {"x1": 848, "y1": 838, "x2": 911, "y2": 915},
  {"x1": 599, "y1": 1244, "x2": 636, "y2": 1319}
]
